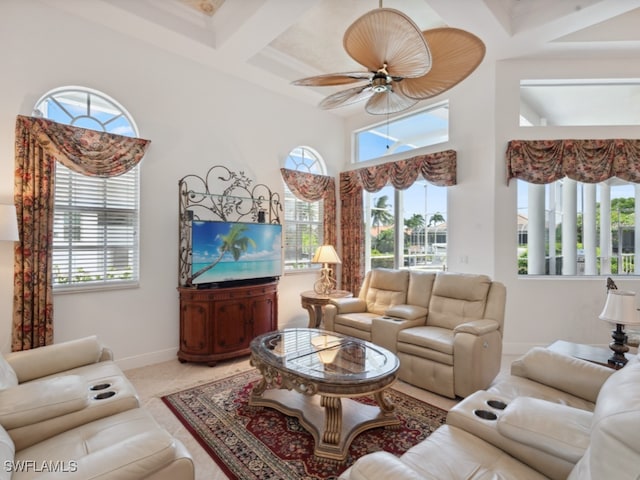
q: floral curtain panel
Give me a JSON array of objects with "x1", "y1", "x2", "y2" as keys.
[
  {"x1": 340, "y1": 149, "x2": 457, "y2": 294},
  {"x1": 280, "y1": 168, "x2": 337, "y2": 247},
  {"x1": 13, "y1": 115, "x2": 150, "y2": 351},
  {"x1": 506, "y1": 139, "x2": 640, "y2": 184}
]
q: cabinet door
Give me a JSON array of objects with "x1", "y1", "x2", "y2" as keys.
[
  {"x1": 212, "y1": 300, "x2": 250, "y2": 353},
  {"x1": 252, "y1": 294, "x2": 276, "y2": 336},
  {"x1": 180, "y1": 301, "x2": 210, "y2": 355}
]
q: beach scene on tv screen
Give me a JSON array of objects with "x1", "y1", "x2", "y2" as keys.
[{"x1": 191, "y1": 221, "x2": 282, "y2": 284}]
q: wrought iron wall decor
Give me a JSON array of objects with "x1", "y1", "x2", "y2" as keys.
[{"x1": 178, "y1": 165, "x2": 282, "y2": 287}]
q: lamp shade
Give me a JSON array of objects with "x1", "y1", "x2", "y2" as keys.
[
  {"x1": 599, "y1": 290, "x2": 640, "y2": 326},
  {"x1": 312, "y1": 245, "x2": 342, "y2": 264},
  {"x1": 0, "y1": 204, "x2": 19, "y2": 242}
]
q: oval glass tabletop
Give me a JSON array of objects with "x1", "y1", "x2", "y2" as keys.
[{"x1": 250, "y1": 328, "x2": 399, "y2": 384}]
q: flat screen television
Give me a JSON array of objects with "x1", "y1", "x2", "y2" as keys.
[{"x1": 190, "y1": 220, "x2": 282, "y2": 287}]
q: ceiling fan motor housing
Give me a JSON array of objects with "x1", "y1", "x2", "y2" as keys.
[{"x1": 371, "y1": 72, "x2": 391, "y2": 93}]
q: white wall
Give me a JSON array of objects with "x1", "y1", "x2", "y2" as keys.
[
  {"x1": 495, "y1": 58, "x2": 640, "y2": 354},
  {"x1": 0, "y1": 1, "x2": 344, "y2": 367}
]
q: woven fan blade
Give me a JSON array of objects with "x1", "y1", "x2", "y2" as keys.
[
  {"x1": 319, "y1": 85, "x2": 374, "y2": 109},
  {"x1": 292, "y1": 72, "x2": 372, "y2": 87},
  {"x1": 365, "y1": 89, "x2": 418, "y2": 115},
  {"x1": 397, "y1": 27, "x2": 485, "y2": 100},
  {"x1": 344, "y1": 8, "x2": 430, "y2": 78}
]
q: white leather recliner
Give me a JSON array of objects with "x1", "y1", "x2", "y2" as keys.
[
  {"x1": 395, "y1": 272, "x2": 506, "y2": 398},
  {"x1": 0, "y1": 336, "x2": 194, "y2": 479},
  {"x1": 340, "y1": 352, "x2": 640, "y2": 480}
]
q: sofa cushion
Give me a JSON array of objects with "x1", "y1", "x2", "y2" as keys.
[
  {"x1": 568, "y1": 362, "x2": 640, "y2": 480},
  {"x1": 406, "y1": 271, "x2": 436, "y2": 308},
  {"x1": 487, "y1": 375, "x2": 597, "y2": 412},
  {"x1": 400, "y1": 425, "x2": 548, "y2": 480},
  {"x1": 365, "y1": 269, "x2": 409, "y2": 315},
  {"x1": 497, "y1": 397, "x2": 591, "y2": 463},
  {"x1": 334, "y1": 313, "x2": 376, "y2": 333},
  {"x1": 0, "y1": 354, "x2": 18, "y2": 391},
  {"x1": 428, "y1": 274, "x2": 491, "y2": 329},
  {"x1": 14, "y1": 408, "x2": 181, "y2": 480},
  {"x1": 397, "y1": 326, "x2": 454, "y2": 356},
  {"x1": 0, "y1": 375, "x2": 88, "y2": 430},
  {"x1": 6, "y1": 336, "x2": 103, "y2": 383},
  {"x1": 511, "y1": 347, "x2": 612, "y2": 404}
]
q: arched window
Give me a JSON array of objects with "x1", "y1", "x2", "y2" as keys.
[
  {"x1": 283, "y1": 146, "x2": 326, "y2": 270},
  {"x1": 34, "y1": 86, "x2": 140, "y2": 290}
]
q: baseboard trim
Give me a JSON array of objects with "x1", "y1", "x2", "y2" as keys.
[{"x1": 116, "y1": 347, "x2": 178, "y2": 371}]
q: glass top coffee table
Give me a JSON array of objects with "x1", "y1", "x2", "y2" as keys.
[{"x1": 249, "y1": 328, "x2": 400, "y2": 461}]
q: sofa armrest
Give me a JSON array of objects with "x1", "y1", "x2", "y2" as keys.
[
  {"x1": 343, "y1": 451, "x2": 423, "y2": 480},
  {"x1": 510, "y1": 347, "x2": 613, "y2": 403},
  {"x1": 385, "y1": 304, "x2": 428, "y2": 321},
  {"x1": 5, "y1": 336, "x2": 106, "y2": 383},
  {"x1": 0, "y1": 375, "x2": 88, "y2": 429},
  {"x1": 497, "y1": 397, "x2": 591, "y2": 464},
  {"x1": 329, "y1": 297, "x2": 367, "y2": 314},
  {"x1": 454, "y1": 319, "x2": 499, "y2": 335}
]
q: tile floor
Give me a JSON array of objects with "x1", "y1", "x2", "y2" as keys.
[{"x1": 125, "y1": 355, "x2": 518, "y2": 480}]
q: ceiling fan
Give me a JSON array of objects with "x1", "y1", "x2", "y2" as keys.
[{"x1": 292, "y1": 5, "x2": 486, "y2": 115}]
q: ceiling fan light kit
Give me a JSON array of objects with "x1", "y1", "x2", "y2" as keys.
[{"x1": 292, "y1": 6, "x2": 485, "y2": 115}]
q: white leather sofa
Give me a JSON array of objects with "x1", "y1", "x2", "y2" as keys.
[
  {"x1": 340, "y1": 349, "x2": 640, "y2": 480},
  {"x1": 325, "y1": 269, "x2": 506, "y2": 398},
  {"x1": 0, "y1": 336, "x2": 194, "y2": 479}
]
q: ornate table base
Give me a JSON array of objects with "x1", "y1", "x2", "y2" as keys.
[
  {"x1": 249, "y1": 328, "x2": 400, "y2": 461},
  {"x1": 249, "y1": 378, "x2": 398, "y2": 461}
]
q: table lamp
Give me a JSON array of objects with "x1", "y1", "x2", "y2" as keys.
[
  {"x1": 0, "y1": 204, "x2": 19, "y2": 242},
  {"x1": 311, "y1": 245, "x2": 341, "y2": 296},
  {"x1": 599, "y1": 289, "x2": 640, "y2": 367}
]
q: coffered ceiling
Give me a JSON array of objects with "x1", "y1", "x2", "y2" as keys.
[{"x1": 44, "y1": 0, "x2": 640, "y2": 119}]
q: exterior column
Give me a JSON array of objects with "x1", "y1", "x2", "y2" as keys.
[
  {"x1": 562, "y1": 179, "x2": 577, "y2": 275},
  {"x1": 635, "y1": 185, "x2": 640, "y2": 273},
  {"x1": 527, "y1": 183, "x2": 546, "y2": 275},
  {"x1": 600, "y1": 183, "x2": 611, "y2": 275},
  {"x1": 548, "y1": 182, "x2": 558, "y2": 275},
  {"x1": 395, "y1": 189, "x2": 403, "y2": 270},
  {"x1": 583, "y1": 184, "x2": 597, "y2": 275}
]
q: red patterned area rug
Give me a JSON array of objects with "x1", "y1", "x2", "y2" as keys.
[{"x1": 162, "y1": 369, "x2": 447, "y2": 480}]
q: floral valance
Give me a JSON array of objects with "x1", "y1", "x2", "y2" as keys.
[
  {"x1": 342, "y1": 149, "x2": 457, "y2": 192},
  {"x1": 506, "y1": 139, "x2": 640, "y2": 185},
  {"x1": 16, "y1": 115, "x2": 151, "y2": 177},
  {"x1": 280, "y1": 168, "x2": 334, "y2": 202}
]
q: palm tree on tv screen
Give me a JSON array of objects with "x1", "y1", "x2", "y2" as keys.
[{"x1": 190, "y1": 224, "x2": 257, "y2": 282}]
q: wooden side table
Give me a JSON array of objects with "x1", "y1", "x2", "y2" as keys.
[
  {"x1": 548, "y1": 340, "x2": 633, "y2": 370},
  {"x1": 300, "y1": 290, "x2": 352, "y2": 328}
]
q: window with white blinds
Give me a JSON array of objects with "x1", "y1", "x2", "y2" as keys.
[
  {"x1": 284, "y1": 191, "x2": 324, "y2": 269},
  {"x1": 34, "y1": 86, "x2": 140, "y2": 291},
  {"x1": 52, "y1": 165, "x2": 138, "y2": 288},
  {"x1": 283, "y1": 146, "x2": 326, "y2": 271}
]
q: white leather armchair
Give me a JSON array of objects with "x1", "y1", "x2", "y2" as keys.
[
  {"x1": 341, "y1": 355, "x2": 640, "y2": 480},
  {"x1": 0, "y1": 336, "x2": 194, "y2": 479},
  {"x1": 0, "y1": 336, "x2": 139, "y2": 450}
]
